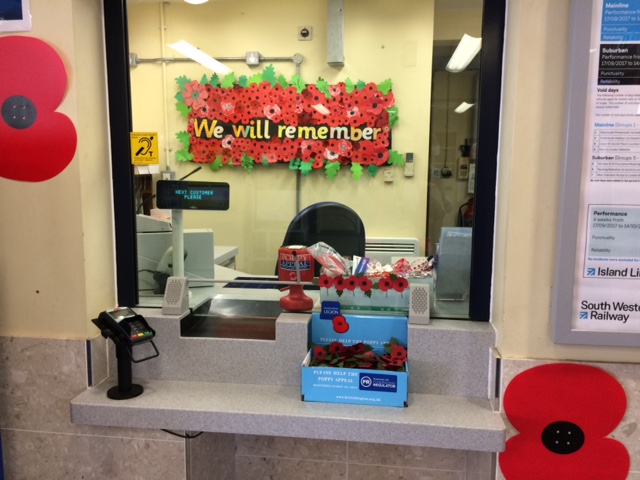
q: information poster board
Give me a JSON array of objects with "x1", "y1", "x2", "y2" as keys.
[{"x1": 552, "y1": 0, "x2": 640, "y2": 346}]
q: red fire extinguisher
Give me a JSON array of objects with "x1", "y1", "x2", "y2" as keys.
[{"x1": 457, "y1": 197, "x2": 474, "y2": 227}]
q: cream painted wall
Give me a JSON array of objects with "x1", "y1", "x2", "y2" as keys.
[
  {"x1": 494, "y1": 0, "x2": 638, "y2": 362},
  {"x1": 128, "y1": 0, "x2": 434, "y2": 275},
  {"x1": 0, "y1": 0, "x2": 115, "y2": 337}
]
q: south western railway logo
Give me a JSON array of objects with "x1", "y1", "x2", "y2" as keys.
[{"x1": 580, "y1": 300, "x2": 640, "y2": 323}]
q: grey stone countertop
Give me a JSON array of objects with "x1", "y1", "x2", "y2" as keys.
[{"x1": 71, "y1": 379, "x2": 505, "y2": 452}]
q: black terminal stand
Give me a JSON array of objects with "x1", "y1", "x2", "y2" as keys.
[{"x1": 92, "y1": 308, "x2": 159, "y2": 400}]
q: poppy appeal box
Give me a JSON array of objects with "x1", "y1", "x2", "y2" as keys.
[
  {"x1": 316, "y1": 274, "x2": 412, "y2": 314},
  {"x1": 301, "y1": 311, "x2": 408, "y2": 408}
]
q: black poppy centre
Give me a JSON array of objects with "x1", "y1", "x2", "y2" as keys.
[
  {"x1": 2, "y1": 95, "x2": 37, "y2": 129},
  {"x1": 541, "y1": 421, "x2": 585, "y2": 454}
]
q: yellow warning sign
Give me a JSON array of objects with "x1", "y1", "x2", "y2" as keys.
[{"x1": 130, "y1": 132, "x2": 159, "y2": 165}]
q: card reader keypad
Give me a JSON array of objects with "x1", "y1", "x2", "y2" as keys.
[{"x1": 127, "y1": 319, "x2": 152, "y2": 342}]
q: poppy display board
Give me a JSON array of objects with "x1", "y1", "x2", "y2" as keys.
[{"x1": 174, "y1": 65, "x2": 403, "y2": 180}]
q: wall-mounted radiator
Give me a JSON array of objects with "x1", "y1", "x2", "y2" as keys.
[{"x1": 364, "y1": 237, "x2": 420, "y2": 264}]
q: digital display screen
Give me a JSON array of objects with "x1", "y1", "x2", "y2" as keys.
[{"x1": 156, "y1": 180, "x2": 230, "y2": 210}]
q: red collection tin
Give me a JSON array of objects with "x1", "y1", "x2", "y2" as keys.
[{"x1": 278, "y1": 245, "x2": 314, "y2": 282}]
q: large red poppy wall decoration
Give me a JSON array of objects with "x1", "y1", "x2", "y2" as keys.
[
  {"x1": 499, "y1": 363, "x2": 629, "y2": 480},
  {"x1": 0, "y1": 36, "x2": 77, "y2": 182},
  {"x1": 174, "y1": 65, "x2": 402, "y2": 180}
]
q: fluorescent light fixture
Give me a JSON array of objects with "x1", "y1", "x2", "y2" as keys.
[
  {"x1": 168, "y1": 40, "x2": 231, "y2": 74},
  {"x1": 184, "y1": 0, "x2": 208, "y2": 4},
  {"x1": 454, "y1": 102, "x2": 475, "y2": 113},
  {"x1": 446, "y1": 34, "x2": 482, "y2": 73}
]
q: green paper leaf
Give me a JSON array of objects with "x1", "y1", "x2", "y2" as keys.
[
  {"x1": 261, "y1": 156, "x2": 272, "y2": 166},
  {"x1": 277, "y1": 74, "x2": 289, "y2": 88},
  {"x1": 241, "y1": 152, "x2": 255, "y2": 171},
  {"x1": 209, "y1": 73, "x2": 220, "y2": 88},
  {"x1": 237, "y1": 75, "x2": 248, "y2": 88},
  {"x1": 200, "y1": 73, "x2": 208, "y2": 85},
  {"x1": 388, "y1": 150, "x2": 405, "y2": 166},
  {"x1": 289, "y1": 158, "x2": 301, "y2": 170},
  {"x1": 248, "y1": 73, "x2": 264, "y2": 85},
  {"x1": 316, "y1": 78, "x2": 331, "y2": 98},
  {"x1": 176, "y1": 75, "x2": 191, "y2": 90},
  {"x1": 387, "y1": 106, "x2": 399, "y2": 127},
  {"x1": 176, "y1": 102, "x2": 190, "y2": 118},
  {"x1": 325, "y1": 161, "x2": 341, "y2": 180},
  {"x1": 175, "y1": 149, "x2": 193, "y2": 162},
  {"x1": 368, "y1": 165, "x2": 379, "y2": 177},
  {"x1": 299, "y1": 160, "x2": 313, "y2": 176},
  {"x1": 210, "y1": 155, "x2": 224, "y2": 171},
  {"x1": 176, "y1": 131, "x2": 191, "y2": 149},
  {"x1": 290, "y1": 74, "x2": 306, "y2": 93},
  {"x1": 221, "y1": 72, "x2": 236, "y2": 88},
  {"x1": 262, "y1": 64, "x2": 277, "y2": 86},
  {"x1": 378, "y1": 78, "x2": 393, "y2": 95},
  {"x1": 350, "y1": 163, "x2": 364, "y2": 180},
  {"x1": 344, "y1": 78, "x2": 355, "y2": 94},
  {"x1": 174, "y1": 91, "x2": 184, "y2": 102},
  {"x1": 356, "y1": 80, "x2": 366, "y2": 90}
]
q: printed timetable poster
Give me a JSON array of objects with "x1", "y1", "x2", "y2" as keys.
[{"x1": 572, "y1": 1, "x2": 640, "y2": 334}]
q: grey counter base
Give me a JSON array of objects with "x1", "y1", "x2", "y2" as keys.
[{"x1": 71, "y1": 378, "x2": 505, "y2": 452}]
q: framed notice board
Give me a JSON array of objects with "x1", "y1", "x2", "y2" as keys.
[{"x1": 551, "y1": 0, "x2": 640, "y2": 346}]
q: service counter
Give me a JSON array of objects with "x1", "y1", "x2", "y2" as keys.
[{"x1": 71, "y1": 277, "x2": 505, "y2": 453}]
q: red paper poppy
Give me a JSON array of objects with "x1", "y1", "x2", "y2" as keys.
[
  {"x1": 333, "y1": 276, "x2": 345, "y2": 291},
  {"x1": 499, "y1": 363, "x2": 629, "y2": 480},
  {"x1": 345, "y1": 275, "x2": 359, "y2": 291},
  {"x1": 0, "y1": 36, "x2": 77, "y2": 182},
  {"x1": 332, "y1": 315, "x2": 350, "y2": 334},
  {"x1": 313, "y1": 345, "x2": 326, "y2": 362},
  {"x1": 318, "y1": 274, "x2": 334, "y2": 289},
  {"x1": 393, "y1": 277, "x2": 409, "y2": 293},
  {"x1": 390, "y1": 344, "x2": 407, "y2": 361},
  {"x1": 377, "y1": 277, "x2": 393, "y2": 292},
  {"x1": 328, "y1": 341, "x2": 345, "y2": 354},
  {"x1": 359, "y1": 277, "x2": 373, "y2": 292}
]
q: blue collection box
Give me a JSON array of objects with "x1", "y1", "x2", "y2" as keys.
[{"x1": 301, "y1": 312, "x2": 408, "y2": 407}]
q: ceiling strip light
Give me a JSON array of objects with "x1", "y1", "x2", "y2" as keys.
[
  {"x1": 446, "y1": 34, "x2": 482, "y2": 73},
  {"x1": 167, "y1": 40, "x2": 231, "y2": 74},
  {"x1": 454, "y1": 102, "x2": 475, "y2": 113}
]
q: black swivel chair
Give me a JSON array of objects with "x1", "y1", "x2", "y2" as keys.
[{"x1": 276, "y1": 202, "x2": 366, "y2": 277}]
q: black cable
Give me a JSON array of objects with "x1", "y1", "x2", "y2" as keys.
[{"x1": 162, "y1": 429, "x2": 203, "y2": 439}]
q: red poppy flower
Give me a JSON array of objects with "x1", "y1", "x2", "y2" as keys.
[
  {"x1": 0, "y1": 36, "x2": 77, "y2": 182},
  {"x1": 499, "y1": 363, "x2": 629, "y2": 480},
  {"x1": 313, "y1": 345, "x2": 326, "y2": 362},
  {"x1": 332, "y1": 315, "x2": 349, "y2": 334},
  {"x1": 377, "y1": 277, "x2": 393, "y2": 292},
  {"x1": 333, "y1": 276, "x2": 345, "y2": 291},
  {"x1": 390, "y1": 344, "x2": 407, "y2": 361},
  {"x1": 328, "y1": 341, "x2": 345, "y2": 354},
  {"x1": 345, "y1": 276, "x2": 359, "y2": 291},
  {"x1": 318, "y1": 274, "x2": 334, "y2": 289},
  {"x1": 393, "y1": 277, "x2": 409, "y2": 293},
  {"x1": 359, "y1": 276, "x2": 373, "y2": 292}
]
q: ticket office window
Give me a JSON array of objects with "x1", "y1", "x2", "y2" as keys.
[{"x1": 103, "y1": 0, "x2": 505, "y2": 321}]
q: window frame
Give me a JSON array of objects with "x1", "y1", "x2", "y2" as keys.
[{"x1": 103, "y1": 0, "x2": 505, "y2": 320}]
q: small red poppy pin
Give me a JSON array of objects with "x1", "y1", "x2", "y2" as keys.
[
  {"x1": 499, "y1": 363, "x2": 629, "y2": 480},
  {"x1": 0, "y1": 36, "x2": 77, "y2": 182}
]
